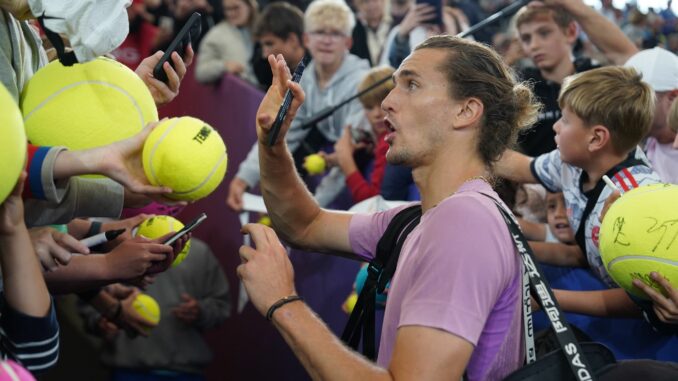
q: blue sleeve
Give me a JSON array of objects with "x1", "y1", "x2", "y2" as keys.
[
  {"x1": 0, "y1": 295, "x2": 60, "y2": 373},
  {"x1": 380, "y1": 164, "x2": 414, "y2": 201}
]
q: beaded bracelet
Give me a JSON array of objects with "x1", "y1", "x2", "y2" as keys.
[{"x1": 266, "y1": 295, "x2": 303, "y2": 321}]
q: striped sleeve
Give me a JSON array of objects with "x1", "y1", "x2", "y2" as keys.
[
  {"x1": 0, "y1": 296, "x2": 59, "y2": 373},
  {"x1": 530, "y1": 149, "x2": 564, "y2": 193}
]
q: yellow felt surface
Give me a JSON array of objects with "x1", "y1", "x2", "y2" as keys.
[
  {"x1": 142, "y1": 117, "x2": 227, "y2": 201},
  {"x1": 21, "y1": 57, "x2": 157, "y2": 149},
  {"x1": 136, "y1": 215, "x2": 191, "y2": 267},
  {"x1": 133, "y1": 293, "x2": 161, "y2": 324},
  {"x1": 0, "y1": 84, "x2": 27, "y2": 203},
  {"x1": 600, "y1": 183, "x2": 678, "y2": 298}
]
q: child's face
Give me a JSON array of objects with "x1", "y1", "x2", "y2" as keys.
[
  {"x1": 304, "y1": 26, "x2": 351, "y2": 67},
  {"x1": 546, "y1": 192, "x2": 574, "y2": 244},
  {"x1": 365, "y1": 104, "x2": 386, "y2": 136},
  {"x1": 553, "y1": 106, "x2": 590, "y2": 166},
  {"x1": 517, "y1": 16, "x2": 575, "y2": 73}
]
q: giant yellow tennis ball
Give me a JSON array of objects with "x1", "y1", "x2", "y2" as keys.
[
  {"x1": 142, "y1": 117, "x2": 227, "y2": 201},
  {"x1": 136, "y1": 215, "x2": 191, "y2": 267},
  {"x1": 0, "y1": 84, "x2": 26, "y2": 204},
  {"x1": 303, "y1": 154, "x2": 326, "y2": 175},
  {"x1": 600, "y1": 183, "x2": 678, "y2": 299},
  {"x1": 20, "y1": 56, "x2": 157, "y2": 150},
  {"x1": 132, "y1": 293, "x2": 160, "y2": 329}
]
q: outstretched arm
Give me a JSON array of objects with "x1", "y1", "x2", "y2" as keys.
[
  {"x1": 495, "y1": 150, "x2": 537, "y2": 184},
  {"x1": 0, "y1": 173, "x2": 51, "y2": 317},
  {"x1": 554, "y1": 288, "x2": 640, "y2": 318},
  {"x1": 256, "y1": 54, "x2": 353, "y2": 255},
  {"x1": 238, "y1": 224, "x2": 474, "y2": 381},
  {"x1": 529, "y1": 242, "x2": 587, "y2": 267},
  {"x1": 540, "y1": 0, "x2": 637, "y2": 64}
]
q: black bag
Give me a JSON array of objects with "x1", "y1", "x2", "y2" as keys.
[{"x1": 341, "y1": 204, "x2": 422, "y2": 360}]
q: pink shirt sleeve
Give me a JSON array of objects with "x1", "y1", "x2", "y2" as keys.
[{"x1": 348, "y1": 203, "x2": 414, "y2": 262}]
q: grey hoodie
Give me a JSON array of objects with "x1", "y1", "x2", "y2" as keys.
[{"x1": 235, "y1": 52, "x2": 371, "y2": 187}]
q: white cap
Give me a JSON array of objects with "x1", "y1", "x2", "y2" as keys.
[
  {"x1": 624, "y1": 47, "x2": 678, "y2": 92},
  {"x1": 28, "y1": 0, "x2": 131, "y2": 63}
]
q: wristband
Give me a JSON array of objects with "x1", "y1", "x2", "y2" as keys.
[
  {"x1": 266, "y1": 295, "x2": 303, "y2": 321},
  {"x1": 86, "y1": 220, "x2": 102, "y2": 238}
]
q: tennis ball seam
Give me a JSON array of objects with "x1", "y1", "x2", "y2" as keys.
[
  {"x1": 607, "y1": 185, "x2": 668, "y2": 210},
  {"x1": 171, "y1": 152, "x2": 227, "y2": 195},
  {"x1": 608, "y1": 255, "x2": 678, "y2": 268},
  {"x1": 147, "y1": 118, "x2": 182, "y2": 186},
  {"x1": 146, "y1": 120, "x2": 227, "y2": 195},
  {"x1": 23, "y1": 80, "x2": 146, "y2": 130}
]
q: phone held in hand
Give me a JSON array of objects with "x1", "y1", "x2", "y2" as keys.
[
  {"x1": 268, "y1": 54, "x2": 312, "y2": 146},
  {"x1": 415, "y1": 0, "x2": 443, "y2": 27},
  {"x1": 152, "y1": 12, "x2": 202, "y2": 84},
  {"x1": 164, "y1": 213, "x2": 207, "y2": 246}
]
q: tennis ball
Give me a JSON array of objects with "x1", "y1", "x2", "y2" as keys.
[
  {"x1": 303, "y1": 154, "x2": 326, "y2": 175},
  {"x1": 20, "y1": 56, "x2": 157, "y2": 150},
  {"x1": 136, "y1": 215, "x2": 191, "y2": 267},
  {"x1": 258, "y1": 215, "x2": 272, "y2": 227},
  {"x1": 600, "y1": 183, "x2": 678, "y2": 299},
  {"x1": 132, "y1": 293, "x2": 160, "y2": 329},
  {"x1": 142, "y1": 117, "x2": 227, "y2": 201},
  {"x1": 0, "y1": 84, "x2": 26, "y2": 204},
  {"x1": 342, "y1": 292, "x2": 358, "y2": 314}
]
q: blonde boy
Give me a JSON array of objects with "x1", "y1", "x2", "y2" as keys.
[{"x1": 498, "y1": 66, "x2": 659, "y2": 286}]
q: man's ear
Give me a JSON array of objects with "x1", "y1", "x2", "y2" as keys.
[
  {"x1": 452, "y1": 98, "x2": 484, "y2": 130},
  {"x1": 588, "y1": 125, "x2": 611, "y2": 152}
]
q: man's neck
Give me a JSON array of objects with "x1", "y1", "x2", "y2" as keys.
[
  {"x1": 581, "y1": 151, "x2": 629, "y2": 192},
  {"x1": 315, "y1": 57, "x2": 344, "y2": 89},
  {"x1": 412, "y1": 147, "x2": 488, "y2": 212},
  {"x1": 540, "y1": 58, "x2": 575, "y2": 85}
]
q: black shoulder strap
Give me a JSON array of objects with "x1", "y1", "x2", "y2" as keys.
[
  {"x1": 479, "y1": 193, "x2": 598, "y2": 381},
  {"x1": 37, "y1": 15, "x2": 79, "y2": 66},
  {"x1": 341, "y1": 204, "x2": 422, "y2": 360},
  {"x1": 574, "y1": 154, "x2": 646, "y2": 253}
]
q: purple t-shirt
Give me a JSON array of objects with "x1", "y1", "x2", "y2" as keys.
[{"x1": 349, "y1": 180, "x2": 523, "y2": 381}]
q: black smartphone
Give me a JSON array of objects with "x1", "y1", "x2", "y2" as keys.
[
  {"x1": 415, "y1": 0, "x2": 443, "y2": 27},
  {"x1": 153, "y1": 12, "x2": 202, "y2": 84},
  {"x1": 267, "y1": 54, "x2": 311, "y2": 146},
  {"x1": 164, "y1": 213, "x2": 207, "y2": 246}
]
